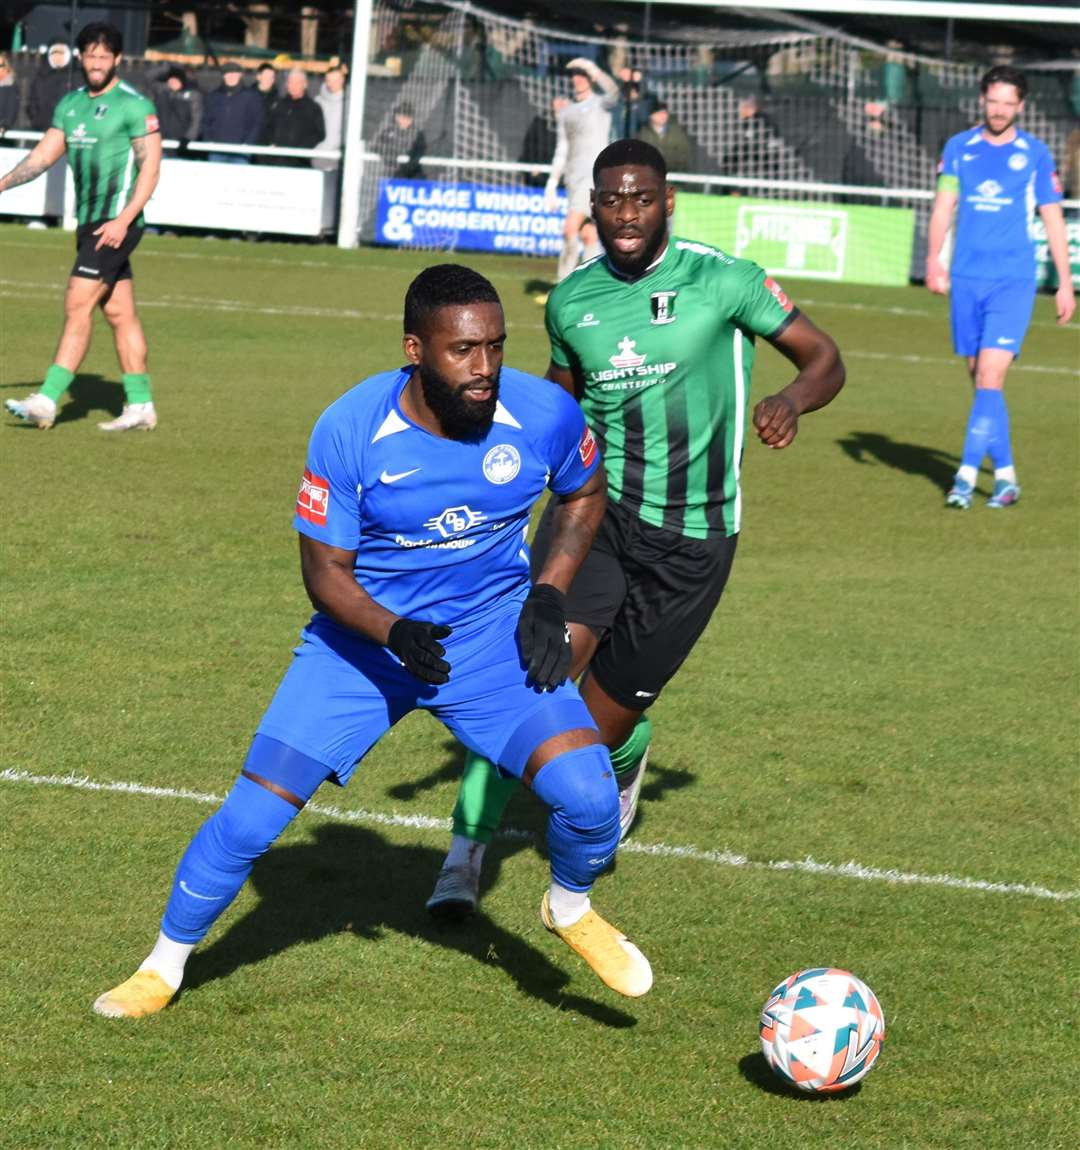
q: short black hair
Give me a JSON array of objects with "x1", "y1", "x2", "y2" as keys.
[
  {"x1": 257, "y1": 62, "x2": 275, "y2": 74},
  {"x1": 404, "y1": 264, "x2": 501, "y2": 337},
  {"x1": 980, "y1": 64, "x2": 1027, "y2": 100},
  {"x1": 76, "y1": 22, "x2": 122, "y2": 56},
  {"x1": 593, "y1": 138, "x2": 667, "y2": 185}
]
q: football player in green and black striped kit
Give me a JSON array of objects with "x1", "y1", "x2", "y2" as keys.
[
  {"x1": 427, "y1": 138, "x2": 845, "y2": 919},
  {"x1": 1, "y1": 22, "x2": 161, "y2": 431}
]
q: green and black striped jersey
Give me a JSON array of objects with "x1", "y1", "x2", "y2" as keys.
[
  {"x1": 52, "y1": 82, "x2": 158, "y2": 227},
  {"x1": 545, "y1": 238, "x2": 798, "y2": 539}
]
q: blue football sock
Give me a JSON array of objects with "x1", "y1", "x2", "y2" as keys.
[
  {"x1": 983, "y1": 390, "x2": 1013, "y2": 472},
  {"x1": 530, "y1": 745, "x2": 620, "y2": 892},
  {"x1": 960, "y1": 388, "x2": 1003, "y2": 473},
  {"x1": 161, "y1": 774, "x2": 305, "y2": 944}
]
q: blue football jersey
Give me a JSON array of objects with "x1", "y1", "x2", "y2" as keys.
[
  {"x1": 293, "y1": 366, "x2": 600, "y2": 627},
  {"x1": 939, "y1": 126, "x2": 1062, "y2": 281}
]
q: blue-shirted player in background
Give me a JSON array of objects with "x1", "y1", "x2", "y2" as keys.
[
  {"x1": 93, "y1": 265, "x2": 653, "y2": 1018},
  {"x1": 927, "y1": 64, "x2": 1075, "y2": 510}
]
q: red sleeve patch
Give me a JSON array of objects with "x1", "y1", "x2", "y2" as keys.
[
  {"x1": 578, "y1": 425, "x2": 597, "y2": 468},
  {"x1": 1051, "y1": 170, "x2": 1063, "y2": 196},
  {"x1": 144, "y1": 113, "x2": 160, "y2": 134},
  {"x1": 764, "y1": 276, "x2": 794, "y2": 313},
  {"x1": 297, "y1": 468, "x2": 330, "y2": 526}
]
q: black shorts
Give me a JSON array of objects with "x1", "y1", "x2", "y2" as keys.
[
  {"x1": 531, "y1": 497, "x2": 738, "y2": 711},
  {"x1": 71, "y1": 219, "x2": 143, "y2": 286}
]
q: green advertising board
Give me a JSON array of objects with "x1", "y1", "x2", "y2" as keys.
[
  {"x1": 675, "y1": 194, "x2": 915, "y2": 286},
  {"x1": 1033, "y1": 210, "x2": 1080, "y2": 289}
]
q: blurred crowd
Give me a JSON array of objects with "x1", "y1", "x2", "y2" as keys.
[{"x1": 0, "y1": 44, "x2": 347, "y2": 169}]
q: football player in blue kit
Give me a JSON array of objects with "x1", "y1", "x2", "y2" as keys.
[
  {"x1": 92, "y1": 265, "x2": 652, "y2": 1018},
  {"x1": 926, "y1": 65, "x2": 1075, "y2": 510}
]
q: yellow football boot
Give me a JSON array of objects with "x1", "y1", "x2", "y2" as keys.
[
  {"x1": 92, "y1": 970, "x2": 177, "y2": 1018},
  {"x1": 541, "y1": 892, "x2": 653, "y2": 998}
]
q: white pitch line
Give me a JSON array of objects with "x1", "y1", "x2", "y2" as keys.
[
  {"x1": 3, "y1": 284, "x2": 1075, "y2": 370},
  {"x1": 3, "y1": 767, "x2": 1076, "y2": 903}
]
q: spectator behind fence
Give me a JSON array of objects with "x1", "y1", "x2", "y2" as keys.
[
  {"x1": 842, "y1": 100, "x2": 889, "y2": 190},
  {"x1": 313, "y1": 65, "x2": 346, "y2": 172},
  {"x1": 28, "y1": 42, "x2": 75, "y2": 131},
  {"x1": 520, "y1": 96, "x2": 565, "y2": 188},
  {"x1": 615, "y1": 67, "x2": 656, "y2": 138},
  {"x1": 254, "y1": 62, "x2": 278, "y2": 123},
  {"x1": 201, "y1": 62, "x2": 264, "y2": 163},
  {"x1": 721, "y1": 93, "x2": 782, "y2": 183},
  {"x1": 375, "y1": 103, "x2": 426, "y2": 179},
  {"x1": 636, "y1": 101, "x2": 691, "y2": 176},
  {"x1": 0, "y1": 53, "x2": 19, "y2": 134},
  {"x1": 265, "y1": 68, "x2": 325, "y2": 166},
  {"x1": 154, "y1": 65, "x2": 202, "y2": 147}
]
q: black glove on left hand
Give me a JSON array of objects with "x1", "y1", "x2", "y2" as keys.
[{"x1": 517, "y1": 583, "x2": 572, "y2": 691}]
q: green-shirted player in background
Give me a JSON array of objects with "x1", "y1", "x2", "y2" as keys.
[
  {"x1": 427, "y1": 138, "x2": 846, "y2": 918},
  {"x1": 1, "y1": 22, "x2": 161, "y2": 432}
]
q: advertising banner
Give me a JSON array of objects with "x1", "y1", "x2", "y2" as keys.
[
  {"x1": 1033, "y1": 209, "x2": 1080, "y2": 289},
  {"x1": 0, "y1": 149, "x2": 68, "y2": 217},
  {"x1": 675, "y1": 195, "x2": 916, "y2": 286},
  {"x1": 143, "y1": 159, "x2": 335, "y2": 235},
  {"x1": 375, "y1": 179, "x2": 567, "y2": 255}
]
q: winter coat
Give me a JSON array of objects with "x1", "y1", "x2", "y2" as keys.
[
  {"x1": 201, "y1": 84, "x2": 265, "y2": 147},
  {"x1": 28, "y1": 57, "x2": 75, "y2": 131},
  {"x1": 264, "y1": 94, "x2": 325, "y2": 164},
  {"x1": 637, "y1": 119, "x2": 693, "y2": 175},
  {"x1": 313, "y1": 83, "x2": 345, "y2": 171}
]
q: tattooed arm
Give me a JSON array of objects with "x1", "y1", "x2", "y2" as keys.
[
  {"x1": 0, "y1": 128, "x2": 66, "y2": 193},
  {"x1": 94, "y1": 132, "x2": 163, "y2": 249}
]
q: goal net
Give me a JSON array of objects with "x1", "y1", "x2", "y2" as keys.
[{"x1": 353, "y1": 0, "x2": 1079, "y2": 287}]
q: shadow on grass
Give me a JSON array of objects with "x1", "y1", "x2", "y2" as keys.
[
  {"x1": 523, "y1": 277, "x2": 554, "y2": 298},
  {"x1": 738, "y1": 1052, "x2": 863, "y2": 1101},
  {"x1": 836, "y1": 431, "x2": 962, "y2": 494},
  {"x1": 388, "y1": 739, "x2": 698, "y2": 862},
  {"x1": 183, "y1": 820, "x2": 638, "y2": 1028},
  {"x1": 2, "y1": 375, "x2": 122, "y2": 427}
]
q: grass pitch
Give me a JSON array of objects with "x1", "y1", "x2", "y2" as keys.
[{"x1": 1, "y1": 225, "x2": 1078, "y2": 1149}]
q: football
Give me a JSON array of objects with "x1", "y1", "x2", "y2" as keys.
[{"x1": 759, "y1": 967, "x2": 885, "y2": 1093}]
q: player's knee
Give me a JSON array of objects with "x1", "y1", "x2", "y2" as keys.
[
  {"x1": 209, "y1": 774, "x2": 302, "y2": 863},
  {"x1": 531, "y1": 744, "x2": 618, "y2": 833}
]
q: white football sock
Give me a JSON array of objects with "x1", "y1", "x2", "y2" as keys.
[
  {"x1": 138, "y1": 931, "x2": 195, "y2": 990},
  {"x1": 993, "y1": 465, "x2": 1017, "y2": 483},
  {"x1": 445, "y1": 834, "x2": 486, "y2": 872},
  {"x1": 548, "y1": 881, "x2": 590, "y2": 927},
  {"x1": 956, "y1": 464, "x2": 978, "y2": 486}
]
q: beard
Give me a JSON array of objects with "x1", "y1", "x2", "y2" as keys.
[
  {"x1": 83, "y1": 63, "x2": 117, "y2": 93},
  {"x1": 601, "y1": 221, "x2": 668, "y2": 278},
  {"x1": 419, "y1": 362, "x2": 500, "y2": 442},
  {"x1": 983, "y1": 111, "x2": 1017, "y2": 138}
]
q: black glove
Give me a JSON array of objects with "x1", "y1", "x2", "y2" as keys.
[
  {"x1": 517, "y1": 583, "x2": 572, "y2": 691},
  {"x1": 387, "y1": 618, "x2": 453, "y2": 685}
]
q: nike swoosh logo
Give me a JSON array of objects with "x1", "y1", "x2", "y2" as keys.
[
  {"x1": 380, "y1": 468, "x2": 421, "y2": 484},
  {"x1": 180, "y1": 880, "x2": 224, "y2": 901}
]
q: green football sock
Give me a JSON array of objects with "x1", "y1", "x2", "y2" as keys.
[
  {"x1": 40, "y1": 364, "x2": 75, "y2": 404},
  {"x1": 122, "y1": 373, "x2": 153, "y2": 405},
  {"x1": 610, "y1": 715, "x2": 653, "y2": 776},
  {"x1": 450, "y1": 750, "x2": 519, "y2": 844}
]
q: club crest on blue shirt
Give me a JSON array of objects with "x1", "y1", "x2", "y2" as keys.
[
  {"x1": 650, "y1": 291, "x2": 678, "y2": 325},
  {"x1": 483, "y1": 443, "x2": 521, "y2": 484},
  {"x1": 1008, "y1": 152, "x2": 1027, "y2": 171}
]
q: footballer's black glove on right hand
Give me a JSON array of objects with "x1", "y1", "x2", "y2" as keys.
[
  {"x1": 388, "y1": 618, "x2": 453, "y2": 685},
  {"x1": 517, "y1": 583, "x2": 572, "y2": 691}
]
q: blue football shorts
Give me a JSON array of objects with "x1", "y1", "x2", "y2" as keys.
[
  {"x1": 950, "y1": 275, "x2": 1036, "y2": 358},
  {"x1": 254, "y1": 604, "x2": 596, "y2": 786}
]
